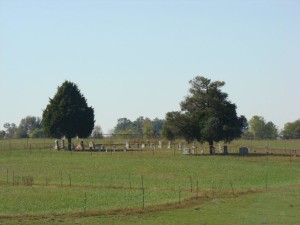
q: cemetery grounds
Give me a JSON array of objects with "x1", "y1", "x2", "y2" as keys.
[{"x1": 0, "y1": 138, "x2": 299, "y2": 225}]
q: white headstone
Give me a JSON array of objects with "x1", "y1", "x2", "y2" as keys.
[
  {"x1": 167, "y1": 141, "x2": 171, "y2": 149},
  {"x1": 218, "y1": 143, "x2": 222, "y2": 153},
  {"x1": 158, "y1": 141, "x2": 162, "y2": 148},
  {"x1": 54, "y1": 140, "x2": 59, "y2": 150},
  {"x1": 61, "y1": 139, "x2": 65, "y2": 149},
  {"x1": 89, "y1": 142, "x2": 94, "y2": 149},
  {"x1": 125, "y1": 141, "x2": 130, "y2": 149},
  {"x1": 183, "y1": 147, "x2": 190, "y2": 155}
]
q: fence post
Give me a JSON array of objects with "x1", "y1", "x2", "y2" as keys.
[
  {"x1": 230, "y1": 180, "x2": 235, "y2": 196},
  {"x1": 178, "y1": 186, "x2": 181, "y2": 204},
  {"x1": 84, "y1": 192, "x2": 87, "y2": 214},
  {"x1": 196, "y1": 180, "x2": 199, "y2": 200},
  {"x1": 61, "y1": 171, "x2": 63, "y2": 187},
  {"x1": 190, "y1": 176, "x2": 193, "y2": 192},
  {"x1": 142, "y1": 188, "x2": 145, "y2": 210}
]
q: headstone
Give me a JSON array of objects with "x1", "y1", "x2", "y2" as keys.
[
  {"x1": 141, "y1": 143, "x2": 145, "y2": 149},
  {"x1": 167, "y1": 141, "x2": 171, "y2": 149},
  {"x1": 239, "y1": 147, "x2": 248, "y2": 156},
  {"x1": 192, "y1": 142, "x2": 196, "y2": 149},
  {"x1": 112, "y1": 145, "x2": 116, "y2": 152},
  {"x1": 158, "y1": 141, "x2": 162, "y2": 149},
  {"x1": 125, "y1": 141, "x2": 130, "y2": 149},
  {"x1": 75, "y1": 142, "x2": 84, "y2": 150},
  {"x1": 61, "y1": 139, "x2": 65, "y2": 149},
  {"x1": 218, "y1": 143, "x2": 222, "y2": 153},
  {"x1": 200, "y1": 148, "x2": 204, "y2": 155},
  {"x1": 54, "y1": 140, "x2": 60, "y2": 150},
  {"x1": 223, "y1": 145, "x2": 228, "y2": 155},
  {"x1": 191, "y1": 142, "x2": 196, "y2": 154},
  {"x1": 209, "y1": 146, "x2": 215, "y2": 155},
  {"x1": 183, "y1": 147, "x2": 190, "y2": 155},
  {"x1": 89, "y1": 142, "x2": 94, "y2": 150},
  {"x1": 178, "y1": 143, "x2": 182, "y2": 149}
]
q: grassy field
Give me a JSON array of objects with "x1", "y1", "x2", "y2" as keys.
[{"x1": 0, "y1": 141, "x2": 299, "y2": 224}]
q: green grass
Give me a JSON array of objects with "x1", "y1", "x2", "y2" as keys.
[
  {"x1": 0, "y1": 145, "x2": 299, "y2": 224},
  {"x1": 1, "y1": 186, "x2": 299, "y2": 225}
]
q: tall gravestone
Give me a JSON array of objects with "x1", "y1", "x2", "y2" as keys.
[
  {"x1": 158, "y1": 141, "x2": 162, "y2": 149},
  {"x1": 54, "y1": 140, "x2": 60, "y2": 150},
  {"x1": 125, "y1": 141, "x2": 130, "y2": 149},
  {"x1": 167, "y1": 141, "x2": 171, "y2": 149},
  {"x1": 61, "y1": 139, "x2": 65, "y2": 149}
]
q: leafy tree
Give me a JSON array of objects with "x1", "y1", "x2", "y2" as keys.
[
  {"x1": 17, "y1": 116, "x2": 42, "y2": 138},
  {"x1": 152, "y1": 118, "x2": 164, "y2": 137},
  {"x1": 142, "y1": 118, "x2": 154, "y2": 138},
  {"x1": 131, "y1": 116, "x2": 144, "y2": 136},
  {"x1": 264, "y1": 121, "x2": 277, "y2": 139},
  {"x1": 0, "y1": 130, "x2": 5, "y2": 139},
  {"x1": 42, "y1": 81, "x2": 95, "y2": 150},
  {"x1": 28, "y1": 128, "x2": 45, "y2": 138},
  {"x1": 91, "y1": 125, "x2": 103, "y2": 138},
  {"x1": 281, "y1": 119, "x2": 300, "y2": 139},
  {"x1": 163, "y1": 76, "x2": 247, "y2": 154},
  {"x1": 114, "y1": 118, "x2": 132, "y2": 135},
  {"x1": 3, "y1": 123, "x2": 17, "y2": 138},
  {"x1": 248, "y1": 116, "x2": 265, "y2": 138},
  {"x1": 248, "y1": 116, "x2": 277, "y2": 139}
]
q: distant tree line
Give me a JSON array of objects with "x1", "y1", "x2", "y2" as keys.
[
  {"x1": 0, "y1": 79, "x2": 299, "y2": 141},
  {"x1": 0, "y1": 116, "x2": 44, "y2": 139},
  {"x1": 113, "y1": 116, "x2": 164, "y2": 138}
]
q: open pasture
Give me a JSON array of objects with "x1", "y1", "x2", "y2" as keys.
[{"x1": 0, "y1": 141, "x2": 299, "y2": 224}]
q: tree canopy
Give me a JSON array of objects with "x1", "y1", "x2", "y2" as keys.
[
  {"x1": 162, "y1": 76, "x2": 247, "y2": 153},
  {"x1": 91, "y1": 125, "x2": 103, "y2": 139},
  {"x1": 245, "y1": 115, "x2": 278, "y2": 139},
  {"x1": 42, "y1": 81, "x2": 95, "y2": 150},
  {"x1": 114, "y1": 116, "x2": 164, "y2": 138},
  {"x1": 281, "y1": 119, "x2": 300, "y2": 139}
]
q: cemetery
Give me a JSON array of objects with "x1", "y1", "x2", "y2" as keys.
[{"x1": 50, "y1": 138, "x2": 300, "y2": 158}]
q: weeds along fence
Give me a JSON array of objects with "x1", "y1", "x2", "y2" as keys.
[{"x1": 0, "y1": 138, "x2": 299, "y2": 157}]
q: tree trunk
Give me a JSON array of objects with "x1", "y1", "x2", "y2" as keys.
[
  {"x1": 68, "y1": 138, "x2": 72, "y2": 151},
  {"x1": 209, "y1": 139, "x2": 215, "y2": 155}
]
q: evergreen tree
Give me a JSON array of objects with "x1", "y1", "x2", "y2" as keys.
[{"x1": 42, "y1": 81, "x2": 95, "y2": 150}]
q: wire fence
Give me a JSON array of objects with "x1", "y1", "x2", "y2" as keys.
[{"x1": 0, "y1": 137, "x2": 299, "y2": 156}]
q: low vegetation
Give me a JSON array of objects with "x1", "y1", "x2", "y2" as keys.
[{"x1": 0, "y1": 141, "x2": 299, "y2": 224}]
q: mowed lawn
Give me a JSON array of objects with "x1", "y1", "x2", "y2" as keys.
[{"x1": 0, "y1": 148, "x2": 299, "y2": 224}]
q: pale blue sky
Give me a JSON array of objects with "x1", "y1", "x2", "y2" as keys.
[{"x1": 0, "y1": 0, "x2": 299, "y2": 133}]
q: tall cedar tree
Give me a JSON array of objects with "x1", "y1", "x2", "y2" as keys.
[
  {"x1": 163, "y1": 76, "x2": 247, "y2": 154},
  {"x1": 42, "y1": 81, "x2": 95, "y2": 150}
]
